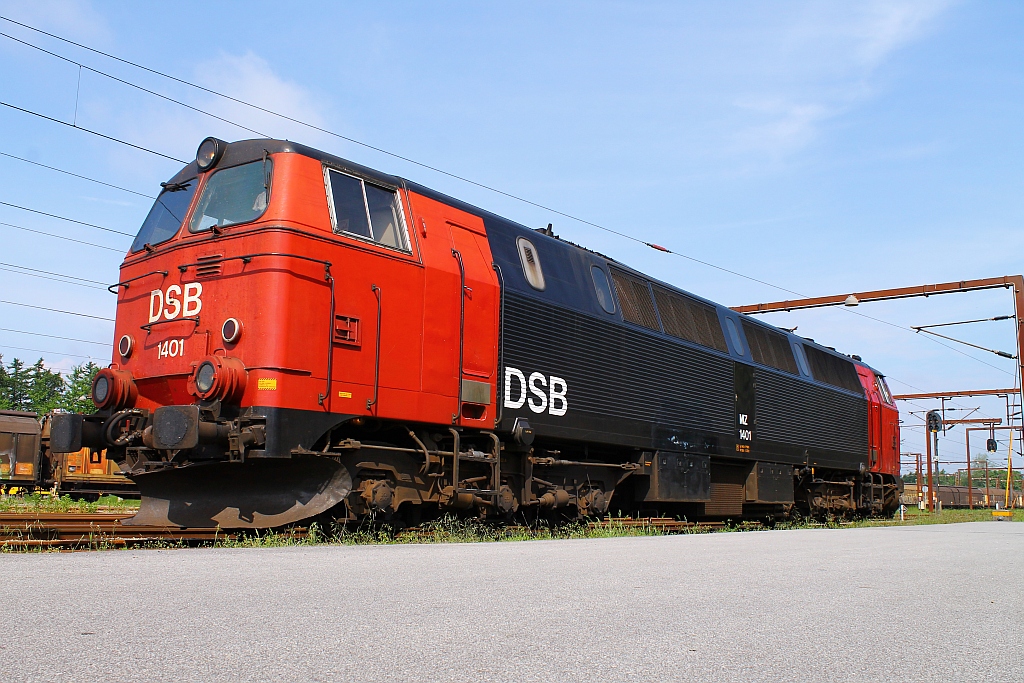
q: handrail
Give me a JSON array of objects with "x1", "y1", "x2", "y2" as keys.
[
  {"x1": 108, "y1": 269, "x2": 168, "y2": 294},
  {"x1": 449, "y1": 427, "x2": 461, "y2": 493},
  {"x1": 177, "y1": 252, "x2": 332, "y2": 273},
  {"x1": 451, "y1": 248, "x2": 466, "y2": 424},
  {"x1": 366, "y1": 284, "x2": 382, "y2": 413},
  {"x1": 319, "y1": 266, "x2": 337, "y2": 409},
  {"x1": 492, "y1": 262, "x2": 504, "y2": 428},
  {"x1": 140, "y1": 316, "x2": 199, "y2": 334}
]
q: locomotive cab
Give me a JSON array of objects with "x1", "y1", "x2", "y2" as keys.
[{"x1": 51, "y1": 137, "x2": 500, "y2": 527}]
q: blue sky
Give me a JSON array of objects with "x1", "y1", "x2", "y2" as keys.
[{"x1": 0, "y1": 0, "x2": 1021, "y2": 468}]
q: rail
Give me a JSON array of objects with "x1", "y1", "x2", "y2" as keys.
[
  {"x1": 0, "y1": 511, "x2": 750, "y2": 549},
  {"x1": 0, "y1": 512, "x2": 297, "y2": 549}
]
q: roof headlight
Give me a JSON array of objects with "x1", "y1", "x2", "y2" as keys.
[{"x1": 196, "y1": 137, "x2": 226, "y2": 171}]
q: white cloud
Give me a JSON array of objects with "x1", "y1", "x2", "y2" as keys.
[
  {"x1": 732, "y1": 99, "x2": 831, "y2": 155},
  {"x1": 0, "y1": 0, "x2": 111, "y2": 45},
  {"x1": 97, "y1": 50, "x2": 330, "y2": 186},
  {"x1": 730, "y1": 0, "x2": 956, "y2": 158},
  {"x1": 853, "y1": 0, "x2": 955, "y2": 68},
  {"x1": 192, "y1": 51, "x2": 328, "y2": 142}
]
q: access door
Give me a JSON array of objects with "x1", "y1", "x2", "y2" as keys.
[{"x1": 448, "y1": 223, "x2": 500, "y2": 424}]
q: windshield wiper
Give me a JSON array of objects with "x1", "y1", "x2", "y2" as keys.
[{"x1": 160, "y1": 181, "x2": 191, "y2": 192}]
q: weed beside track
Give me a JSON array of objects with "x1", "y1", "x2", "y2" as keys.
[
  {"x1": 0, "y1": 493, "x2": 139, "y2": 514},
  {"x1": 0, "y1": 496, "x2": 1019, "y2": 553}
]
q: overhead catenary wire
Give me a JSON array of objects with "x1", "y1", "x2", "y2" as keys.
[
  {"x1": 0, "y1": 299, "x2": 114, "y2": 321},
  {"x1": 912, "y1": 326, "x2": 1017, "y2": 359},
  {"x1": 0, "y1": 22, "x2": 1011, "y2": 474},
  {"x1": 0, "y1": 263, "x2": 110, "y2": 290},
  {"x1": 0, "y1": 326, "x2": 108, "y2": 346},
  {"x1": 0, "y1": 29, "x2": 269, "y2": 139},
  {"x1": 914, "y1": 315, "x2": 1015, "y2": 330},
  {"x1": 0, "y1": 150, "x2": 150, "y2": 197},
  {"x1": 0, "y1": 14, "x2": 1015, "y2": 405},
  {"x1": 0, "y1": 261, "x2": 108, "y2": 286},
  {"x1": 0, "y1": 343, "x2": 99, "y2": 361},
  {"x1": 0, "y1": 16, "x2": 800, "y2": 295},
  {"x1": 0, "y1": 220, "x2": 124, "y2": 252},
  {"x1": 0, "y1": 100, "x2": 187, "y2": 164},
  {"x1": 0, "y1": 200, "x2": 134, "y2": 237},
  {"x1": 6, "y1": 16, "x2": 1016, "y2": 383}
]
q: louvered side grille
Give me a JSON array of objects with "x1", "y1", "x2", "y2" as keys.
[
  {"x1": 502, "y1": 293, "x2": 734, "y2": 433},
  {"x1": 652, "y1": 286, "x2": 728, "y2": 352},
  {"x1": 741, "y1": 320, "x2": 798, "y2": 374},
  {"x1": 609, "y1": 269, "x2": 660, "y2": 331},
  {"x1": 195, "y1": 254, "x2": 223, "y2": 278},
  {"x1": 706, "y1": 483, "x2": 744, "y2": 516},
  {"x1": 754, "y1": 369, "x2": 868, "y2": 455},
  {"x1": 804, "y1": 345, "x2": 863, "y2": 393}
]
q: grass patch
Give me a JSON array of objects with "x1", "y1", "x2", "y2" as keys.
[
  {"x1": 0, "y1": 492, "x2": 139, "y2": 514},
  {"x1": 204, "y1": 508, "x2": 1022, "y2": 549},
  {"x1": 2, "y1": 505, "x2": 1020, "y2": 553},
  {"x1": 200, "y1": 517, "x2": 686, "y2": 549},
  {"x1": 860, "y1": 507, "x2": 1024, "y2": 526}
]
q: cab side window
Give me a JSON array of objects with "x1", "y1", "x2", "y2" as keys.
[
  {"x1": 325, "y1": 168, "x2": 410, "y2": 251},
  {"x1": 517, "y1": 237, "x2": 546, "y2": 290},
  {"x1": 591, "y1": 265, "x2": 615, "y2": 313},
  {"x1": 875, "y1": 375, "x2": 894, "y2": 404}
]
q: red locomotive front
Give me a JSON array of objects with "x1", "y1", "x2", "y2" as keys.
[{"x1": 55, "y1": 137, "x2": 501, "y2": 527}]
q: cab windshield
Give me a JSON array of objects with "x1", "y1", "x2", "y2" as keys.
[
  {"x1": 130, "y1": 179, "x2": 197, "y2": 252},
  {"x1": 189, "y1": 160, "x2": 272, "y2": 233}
]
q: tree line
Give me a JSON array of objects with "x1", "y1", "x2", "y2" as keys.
[
  {"x1": 903, "y1": 466, "x2": 1023, "y2": 489},
  {"x1": 0, "y1": 355, "x2": 99, "y2": 415}
]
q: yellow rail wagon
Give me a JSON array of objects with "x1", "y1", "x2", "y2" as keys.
[
  {"x1": 1, "y1": 412, "x2": 137, "y2": 499},
  {"x1": 0, "y1": 410, "x2": 41, "y2": 492}
]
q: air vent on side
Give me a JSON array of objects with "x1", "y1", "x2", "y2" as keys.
[
  {"x1": 741, "y1": 320, "x2": 798, "y2": 374},
  {"x1": 803, "y1": 345, "x2": 863, "y2": 393},
  {"x1": 195, "y1": 254, "x2": 223, "y2": 278},
  {"x1": 609, "y1": 269, "x2": 660, "y2": 331},
  {"x1": 653, "y1": 286, "x2": 728, "y2": 352}
]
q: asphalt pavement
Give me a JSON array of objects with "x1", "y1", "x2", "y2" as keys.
[{"x1": 2, "y1": 522, "x2": 1021, "y2": 682}]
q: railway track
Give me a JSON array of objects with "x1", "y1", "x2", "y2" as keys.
[
  {"x1": 593, "y1": 517, "x2": 731, "y2": 532},
  {"x1": 0, "y1": 512, "x2": 748, "y2": 550},
  {"x1": 0, "y1": 512, "x2": 279, "y2": 549}
]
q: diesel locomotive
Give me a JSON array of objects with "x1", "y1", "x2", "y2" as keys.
[{"x1": 50, "y1": 137, "x2": 902, "y2": 528}]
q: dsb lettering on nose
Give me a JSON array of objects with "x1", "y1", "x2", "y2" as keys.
[{"x1": 149, "y1": 283, "x2": 203, "y2": 323}]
